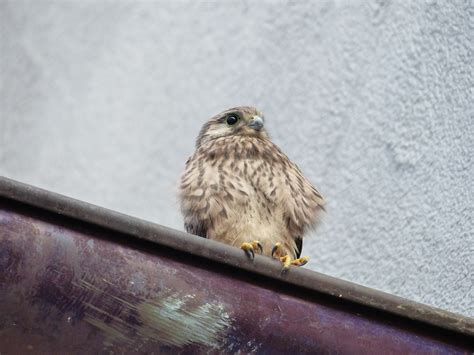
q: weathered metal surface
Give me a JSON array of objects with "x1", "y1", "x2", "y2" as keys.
[{"x1": 0, "y1": 177, "x2": 473, "y2": 354}]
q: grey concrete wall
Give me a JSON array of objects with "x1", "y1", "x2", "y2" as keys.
[{"x1": 1, "y1": 1, "x2": 472, "y2": 316}]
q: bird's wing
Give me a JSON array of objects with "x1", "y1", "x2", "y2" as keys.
[
  {"x1": 294, "y1": 236, "x2": 303, "y2": 258},
  {"x1": 184, "y1": 215, "x2": 208, "y2": 238},
  {"x1": 253, "y1": 140, "x2": 325, "y2": 244},
  {"x1": 179, "y1": 150, "x2": 233, "y2": 239}
]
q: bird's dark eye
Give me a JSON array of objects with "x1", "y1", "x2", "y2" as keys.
[{"x1": 226, "y1": 115, "x2": 239, "y2": 125}]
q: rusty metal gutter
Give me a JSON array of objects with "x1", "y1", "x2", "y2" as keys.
[{"x1": 0, "y1": 176, "x2": 472, "y2": 353}]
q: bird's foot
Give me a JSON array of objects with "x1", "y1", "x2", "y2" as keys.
[
  {"x1": 272, "y1": 242, "x2": 309, "y2": 270},
  {"x1": 240, "y1": 240, "x2": 263, "y2": 260},
  {"x1": 279, "y1": 255, "x2": 310, "y2": 269}
]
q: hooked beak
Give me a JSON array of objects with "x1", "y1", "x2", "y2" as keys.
[{"x1": 248, "y1": 116, "x2": 264, "y2": 131}]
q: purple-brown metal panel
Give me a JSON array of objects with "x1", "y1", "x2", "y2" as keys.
[{"x1": 0, "y1": 177, "x2": 473, "y2": 354}]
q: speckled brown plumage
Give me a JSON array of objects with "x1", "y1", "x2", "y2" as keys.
[{"x1": 179, "y1": 106, "x2": 325, "y2": 260}]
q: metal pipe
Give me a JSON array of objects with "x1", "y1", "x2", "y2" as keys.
[{"x1": 0, "y1": 176, "x2": 472, "y2": 353}]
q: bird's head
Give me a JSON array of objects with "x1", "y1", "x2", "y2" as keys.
[{"x1": 196, "y1": 106, "x2": 268, "y2": 147}]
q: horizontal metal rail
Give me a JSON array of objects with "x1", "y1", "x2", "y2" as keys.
[{"x1": 0, "y1": 176, "x2": 472, "y2": 353}]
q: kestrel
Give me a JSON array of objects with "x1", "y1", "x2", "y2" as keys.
[{"x1": 179, "y1": 106, "x2": 325, "y2": 269}]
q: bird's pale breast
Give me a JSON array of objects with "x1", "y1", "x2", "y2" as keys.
[{"x1": 179, "y1": 136, "x2": 324, "y2": 259}]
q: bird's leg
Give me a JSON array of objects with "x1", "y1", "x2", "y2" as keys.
[
  {"x1": 271, "y1": 242, "x2": 309, "y2": 270},
  {"x1": 240, "y1": 240, "x2": 263, "y2": 260}
]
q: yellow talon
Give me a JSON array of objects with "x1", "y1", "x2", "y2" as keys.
[
  {"x1": 292, "y1": 256, "x2": 310, "y2": 267},
  {"x1": 272, "y1": 242, "x2": 283, "y2": 258},
  {"x1": 272, "y1": 242, "x2": 309, "y2": 269},
  {"x1": 240, "y1": 240, "x2": 263, "y2": 259},
  {"x1": 280, "y1": 255, "x2": 292, "y2": 269}
]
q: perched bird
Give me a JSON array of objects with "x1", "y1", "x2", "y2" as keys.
[{"x1": 178, "y1": 106, "x2": 325, "y2": 269}]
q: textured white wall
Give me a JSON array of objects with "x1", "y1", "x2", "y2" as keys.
[{"x1": 1, "y1": 1, "x2": 472, "y2": 316}]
